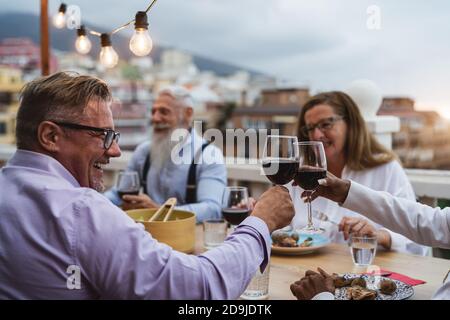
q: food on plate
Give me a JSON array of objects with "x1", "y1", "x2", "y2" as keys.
[
  {"x1": 351, "y1": 277, "x2": 367, "y2": 288},
  {"x1": 333, "y1": 275, "x2": 352, "y2": 288},
  {"x1": 278, "y1": 237, "x2": 298, "y2": 247},
  {"x1": 379, "y1": 279, "x2": 397, "y2": 295},
  {"x1": 299, "y1": 237, "x2": 313, "y2": 247},
  {"x1": 346, "y1": 286, "x2": 377, "y2": 300},
  {"x1": 271, "y1": 231, "x2": 289, "y2": 244},
  {"x1": 333, "y1": 274, "x2": 401, "y2": 299},
  {"x1": 333, "y1": 275, "x2": 366, "y2": 289},
  {"x1": 271, "y1": 230, "x2": 300, "y2": 247}
]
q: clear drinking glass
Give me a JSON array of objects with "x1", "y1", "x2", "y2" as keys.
[
  {"x1": 116, "y1": 171, "x2": 140, "y2": 199},
  {"x1": 349, "y1": 235, "x2": 378, "y2": 267},
  {"x1": 203, "y1": 219, "x2": 228, "y2": 249},
  {"x1": 261, "y1": 135, "x2": 299, "y2": 185},
  {"x1": 294, "y1": 141, "x2": 327, "y2": 234},
  {"x1": 240, "y1": 264, "x2": 270, "y2": 300}
]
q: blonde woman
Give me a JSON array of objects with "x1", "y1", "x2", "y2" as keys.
[{"x1": 288, "y1": 91, "x2": 427, "y2": 255}]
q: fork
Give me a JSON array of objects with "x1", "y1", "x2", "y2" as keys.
[{"x1": 313, "y1": 210, "x2": 340, "y2": 226}]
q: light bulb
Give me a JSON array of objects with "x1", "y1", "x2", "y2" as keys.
[
  {"x1": 129, "y1": 29, "x2": 153, "y2": 56},
  {"x1": 130, "y1": 11, "x2": 153, "y2": 56},
  {"x1": 53, "y1": 12, "x2": 66, "y2": 29},
  {"x1": 53, "y1": 4, "x2": 67, "y2": 29},
  {"x1": 100, "y1": 46, "x2": 119, "y2": 68},
  {"x1": 75, "y1": 35, "x2": 92, "y2": 54}
]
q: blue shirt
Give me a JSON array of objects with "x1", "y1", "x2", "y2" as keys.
[
  {"x1": 105, "y1": 131, "x2": 227, "y2": 222},
  {"x1": 0, "y1": 150, "x2": 270, "y2": 299}
]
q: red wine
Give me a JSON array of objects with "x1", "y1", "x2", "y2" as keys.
[
  {"x1": 222, "y1": 209, "x2": 250, "y2": 225},
  {"x1": 262, "y1": 159, "x2": 299, "y2": 185},
  {"x1": 294, "y1": 167, "x2": 327, "y2": 190},
  {"x1": 118, "y1": 190, "x2": 139, "y2": 198}
]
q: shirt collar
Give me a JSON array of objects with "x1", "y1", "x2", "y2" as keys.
[{"x1": 7, "y1": 149, "x2": 81, "y2": 188}]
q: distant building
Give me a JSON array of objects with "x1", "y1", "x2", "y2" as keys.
[
  {"x1": 231, "y1": 87, "x2": 309, "y2": 135},
  {"x1": 110, "y1": 100, "x2": 150, "y2": 151},
  {"x1": 378, "y1": 97, "x2": 450, "y2": 169},
  {"x1": 0, "y1": 66, "x2": 23, "y2": 144},
  {"x1": 152, "y1": 49, "x2": 199, "y2": 89},
  {"x1": 227, "y1": 87, "x2": 310, "y2": 158},
  {"x1": 0, "y1": 38, "x2": 58, "y2": 73},
  {"x1": 259, "y1": 87, "x2": 310, "y2": 107},
  {"x1": 56, "y1": 52, "x2": 96, "y2": 73}
]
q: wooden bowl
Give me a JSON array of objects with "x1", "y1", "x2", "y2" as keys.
[{"x1": 126, "y1": 208, "x2": 196, "y2": 254}]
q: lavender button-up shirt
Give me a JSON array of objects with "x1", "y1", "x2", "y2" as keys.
[{"x1": 0, "y1": 150, "x2": 270, "y2": 299}]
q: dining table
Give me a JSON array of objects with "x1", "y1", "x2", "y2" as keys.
[{"x1": 194, "y1": 225, "x2": 450, "y2": 300}]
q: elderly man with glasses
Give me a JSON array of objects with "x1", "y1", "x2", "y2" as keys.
[
  {"x1": 0, "y1": 72, "x2": 295, "y2": 299},
  {"x1": 104, "y1": 85, "x2": 227, "y2": 223}
]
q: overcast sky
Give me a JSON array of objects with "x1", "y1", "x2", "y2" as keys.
[{"x1": 2, "y1": 0, "x2": 450, "y2": 118}]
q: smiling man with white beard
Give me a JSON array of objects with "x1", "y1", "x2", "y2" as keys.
[{"x1": 105, "y1": 86, "x2": 227, "y2": 222}]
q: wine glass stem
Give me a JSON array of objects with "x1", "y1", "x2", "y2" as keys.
[{"x1": 307, "y1": 193, "x2": 313, "y2": 229}]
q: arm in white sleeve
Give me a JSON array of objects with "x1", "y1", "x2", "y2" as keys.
[
  {"x1": 343, "y1": 181, "x2": 450, "y2": 249},
  {"x1": 382, "y1": 228, "x2": 429, "y2": 256},
  {"x1": 432, "y1": 278, "x2": 450, "y2": 300},
  {"x1": 378, "y1": 161, "x2": 429, "y2": 255}
]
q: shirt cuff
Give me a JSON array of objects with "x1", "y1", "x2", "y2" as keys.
[
  {"x1": 341, "y1": 180, "x2": 367, "y2": 211},
  {"x1": 379, "y1": 228, "x2": 395, "y2": 251},
  {"x1": 312, "y1": 292, "x2": 335, "y2": 300},
  {"x1": 236, "y1": 216, "x2": 271, "y2": 272}
]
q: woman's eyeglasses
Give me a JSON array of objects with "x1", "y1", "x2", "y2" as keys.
[{"x1": 301, "y1": 116, "x2": 345, "y2": 136}]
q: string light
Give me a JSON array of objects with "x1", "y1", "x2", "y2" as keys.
[
  {"x1": 99, "y1": 34, "x2": 119, "y2": 68},
  {"x1": 129, "y1": 11, "x2": 153, "y2": 57},
  {"x1": 75, "y1": 25, "x2": 92, "y2": 54},
  {"x1": 53, "y1": 3, "x2": 67, "y2": 29},
  {"x1": 53, "y1": 0, "x2": 158, "y2": 68}
]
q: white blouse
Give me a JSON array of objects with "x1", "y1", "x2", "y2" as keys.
[{"x1": 286, "y1": 160, "x2": 428, "y2": 256}]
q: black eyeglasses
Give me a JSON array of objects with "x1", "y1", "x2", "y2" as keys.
[
  {"x1": 301, "y1": 116, "x2": 345, "y2": 136},
  {"x1": 53, "y1": 121, "x2": 120, "y2": 149}
]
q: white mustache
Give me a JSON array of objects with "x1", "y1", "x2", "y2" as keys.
[{"x1": 153, "y1": 123, "x2": 171, "y2": 130}]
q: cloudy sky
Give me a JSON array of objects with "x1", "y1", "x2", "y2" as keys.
[{"x1": 2, "y1": 0, "x2": 450, "y2": 118}]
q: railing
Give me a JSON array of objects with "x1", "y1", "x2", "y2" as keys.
[{"x1": 1, "y1": 144, "x2": 450, "y2": 202}]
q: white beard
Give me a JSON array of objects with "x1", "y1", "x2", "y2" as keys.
[{"x1": 150, "y1": 129, "x2": 178, "y2": 170}]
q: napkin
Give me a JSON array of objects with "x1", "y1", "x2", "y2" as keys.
[{"x1": 366, "y1": 269, "x2": 426, "y2": 286}]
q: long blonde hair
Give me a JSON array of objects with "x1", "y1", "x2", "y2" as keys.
[{"x1": 296, "y1": 91, "x2": 396, "y2": 170}]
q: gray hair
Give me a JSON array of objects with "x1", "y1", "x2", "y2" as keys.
[
  {"x1": 16, "y1": 71, "x2": 111, "y2": 150},
  {"x1": 157, "y1": 85, "x2": 194, "y2": 108}
]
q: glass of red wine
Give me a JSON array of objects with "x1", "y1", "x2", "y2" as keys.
[
  {"x1": 261, "y1": 135, "x2": 299, "y2": 185},
  {"x1": 221, "y1": 186, "x2": 250, "y2": 229},
  {"x1": 116, "y1": 171, "x2": 140, "y2": 199},
  {"x1": 294, "y1": 141, "x2": 327, "y2": 234}
]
